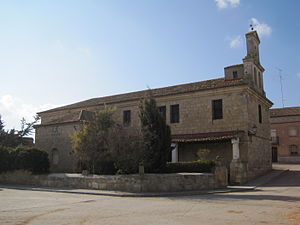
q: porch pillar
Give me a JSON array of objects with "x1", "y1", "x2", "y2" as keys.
[
  {"x1": 171, "y1": 143, "x2": 178, "y2": 162},
  {"x1": 231, "y1": 137, "x2": 240, "y2": 160}
]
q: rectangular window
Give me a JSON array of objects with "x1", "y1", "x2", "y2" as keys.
[
  {"x1": 289, "y1": 145, "x2": 298, "y2": 156},
  {"x1": 271, "y1": 129, "x2": 277, "y2": 138},
  {"x1": 233, "y1": 71, "x2": 238, "y2": 79},
  {"x1": 123, "y1": 110, "x2": 131, "y2": 126},
  {"x1": 212, "y1": 99, "x2": 223, "y2": 120},
  {"x1": 158, "y1": 106, "x2": 166, "y2": 121},
  {"x1": 258, "y1": 105, "x2": 262, "y2": 123},
  {"x1": 271, "y1": 129, "x2": 279, "y2": 144},
  {"x1": 288, "y1": 127, "x2": 297, "y2": 137},
  {"x1": 170, "y1": 104, "x2": 179, "y2": 123}
]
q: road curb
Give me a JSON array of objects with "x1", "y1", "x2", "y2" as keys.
[{"x1": 0, "y1": 184, "x2": 256, "y2": 198}]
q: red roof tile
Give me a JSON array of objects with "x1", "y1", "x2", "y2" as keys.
[
  {"x1": 270, "y1": 107, "x2": 300, "y2": 117},
  {"x1": 171, "y1": 130, "x2": 244, "y2": 142}
]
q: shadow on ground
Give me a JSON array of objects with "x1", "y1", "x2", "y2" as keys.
[
  {"x1": 262, "y1": 171, "x2": 300, "y2": 187},
  {"x1": 166, "y1": 189, "x2": 300, "y2": 202}
]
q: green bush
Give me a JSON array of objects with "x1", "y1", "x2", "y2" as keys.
[
  {"x1": 15, "y1": 148, "x2": 49, "y2": 173},
  {"x1": 0, "y1": 147, "x2": 14, "y2": 172},
  {"x1": 163, "y1": 160, "x2": 215, "y2": 173},
  {"x1": 114, "y1": 157, "x2": 139, "y2": 175},
  {"x1": 0, "y1": 147, "x2": 49, "y2": 174},
  {"x1": 94, "y1": 160, "x2": 117, "y2": 175},
  {"x1": 113, "y1": 136, "x2": 143, "y2": 175}
]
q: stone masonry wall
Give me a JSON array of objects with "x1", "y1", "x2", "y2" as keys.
[
  {"x1": 244, "y1": 89, "x2": 272, "y2": 180},
  {"x1": 39, "y1": 85, "x2": 251, "y2": 136},
  {"x1": 0, "y1": 169, "x2": 228, "y2": 193},
  {"x1": 37, "y1": 86, "x2": 251, "y2": 173},
  {"x1": 35, "y1": 122, "x2": 83, "y2": 172},
  {"x1": 36, "y1": 85, "x2": 272, "y2": 183}
]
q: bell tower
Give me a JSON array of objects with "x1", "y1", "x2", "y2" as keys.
[
  {"x1": 243, "y1": 30, "x2": 265, "y2": 95},
  {"x1": 245, "y1": 31, "x2": 260, "y2": 63}
]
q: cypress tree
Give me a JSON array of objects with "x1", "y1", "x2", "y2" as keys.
[{"x1": 139, "y1": 96, "x2": 171, "y2": 172}]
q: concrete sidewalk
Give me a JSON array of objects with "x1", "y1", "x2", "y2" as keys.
[{"x1": 0, "y1": 168, "x2": 288, "y2": 197}]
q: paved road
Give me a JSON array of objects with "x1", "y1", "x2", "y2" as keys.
[{"x1": 1, "y1": 164, "x2": 300, "y2": 225}]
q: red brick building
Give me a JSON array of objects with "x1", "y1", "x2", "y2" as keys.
[{"x1": 270, "y1": 107, "x2": 300, "y2": 163}]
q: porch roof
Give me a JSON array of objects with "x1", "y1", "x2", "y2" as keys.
[{"x1": 171, "y1": 130, "x2": 244, "y2": 143}]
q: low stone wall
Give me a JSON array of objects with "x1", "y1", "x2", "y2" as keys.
[
  {"x1": 278, "y1": 157, "x2": 300, "y2": 164},
  {"x1": 0, "y1": 167, "x2": 227, "y2": 193}
]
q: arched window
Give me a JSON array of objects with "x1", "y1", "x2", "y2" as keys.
[{"x1": 52, "y1": 148, "x2": 59, "y2": 165}]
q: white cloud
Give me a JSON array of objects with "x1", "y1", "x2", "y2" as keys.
[
  {"x1": 0, "y1": 95, "x2": 58, "y2": 131},
  {"x1": 229, "y1": 35, "x2": 242, "y2": 48},
  {"x1": 214, "y1": 0, "x2": 240, "y2": 9},
  {"x1": 250, "y1": 18, "x2": 272, "y2": 37}
]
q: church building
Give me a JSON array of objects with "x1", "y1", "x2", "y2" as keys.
[{"x1": 35, "y1": 30, "x2": 273, "y2": 184}]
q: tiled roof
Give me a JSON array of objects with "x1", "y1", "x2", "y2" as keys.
[
  {"x1": 270, "y1": 107, "x2": 300, "y2": 117},
  {"x1": 38, "y1": 110, "x2": 95, "y2": 126},
  {"x1": 171, "y1": 130, "x2": 244, "y2": 143},
  {"x1": 39, "y1": 77, "x2": 247, "y2": 114}
]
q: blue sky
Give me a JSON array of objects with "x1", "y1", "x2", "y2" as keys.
[{"x1": 0, "y1": 0, "x2": 300, "y2": 130}]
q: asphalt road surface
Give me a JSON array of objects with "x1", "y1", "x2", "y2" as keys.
[{"x1": 1, "y1": 164, "x2": 300, "y2": 225}]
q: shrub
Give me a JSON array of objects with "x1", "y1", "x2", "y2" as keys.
[
  {"x1": 139, "y1": 96, "x2": 171, "y2": 173},
  {"x1": 0, "y1": 146, "x2": 13, "y2": 172},
  {"x1": 0, "y1": 147, "x2": 49, "y2": 174},
  {"x1": 11, "y1": 148, "x2": 49, "y2": 173},
  {"x1": 163, "y1": 160, "x2": 215, "y2": 173},
  {"x1": 94, "y1": 160, "x2": 117, "y2": 175},
  {"x1": 71, "y1": 107, "x2": 117, "y2": 174},
  {"x1": 112, "y1": 131, "x2": 143, "y2": 175},
  {"x1": 114, "y1": 146, "x2": 141, "y2": 175}
]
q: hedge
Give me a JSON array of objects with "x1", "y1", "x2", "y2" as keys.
[
  {"x1": 163, "y1": 160, "x2": 215, "y2": 173},
  {"x1": 0, "y1": 147, "x2": 49, "y2": 174},
  {"x1": 0, "y1": 146, "x2": 13, "y2": 172}
]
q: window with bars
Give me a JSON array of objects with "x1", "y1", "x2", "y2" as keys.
[
  {"x1": 289, "y1": 145, "x2": 298, "y2": 156},
  {"x1": 158, "y1": 106, "x2": 166, "y2": 121},
  {"x1": 170, "y1": 104, "x2": 179, "y2": 123},
  {"x1": 123, "y1": 110, "x2": 131, "y2": 126},
  {"x1": 212, "y1": 99, "x2": 223, "y2": 120}
]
